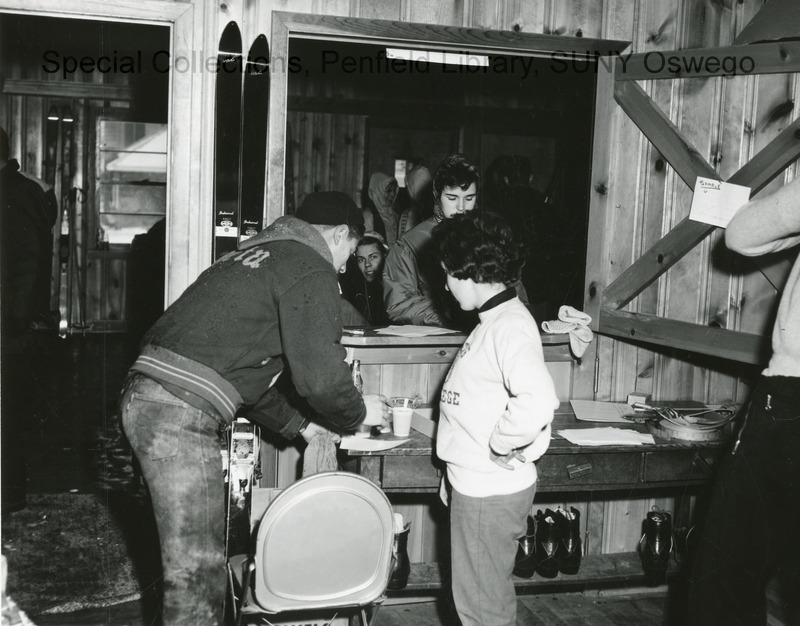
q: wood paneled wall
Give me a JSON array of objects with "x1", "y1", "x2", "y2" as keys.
[
  {"x1": 248, "y1": 0, "x2": 796, "y2": 557},
  {"x1": 287, "y1": 110, "x2": 366, "y2": 210}
]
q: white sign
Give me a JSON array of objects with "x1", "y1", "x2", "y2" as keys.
[{"x1": 689, "y1": 177, "x2": 751, "y2": 228}]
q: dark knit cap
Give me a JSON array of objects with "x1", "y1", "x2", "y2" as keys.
[{"x1": 296, "y1": 191, "x2": 364, "y2": 230}]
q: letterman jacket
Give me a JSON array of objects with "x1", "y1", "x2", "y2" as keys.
[{"x1": 129, "y1": 216, "x2": 366, "y2": 438}]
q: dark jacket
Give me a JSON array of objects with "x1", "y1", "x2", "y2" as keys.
[
  {"x1": 383, "y1": 215, "x2": 532, "y2": 330},
  {"x1": 382, "y1": 217, "x2": 444, "y2": 326},
  {"x1": 0, "y1": 159, "x2": 57, "y2": 339},
  {"x1": 130, "y1": 216, "x2": 366, "y2": 438},
  {"x1": 341, "y1": 271, "x2": 388, "y2": 326}
]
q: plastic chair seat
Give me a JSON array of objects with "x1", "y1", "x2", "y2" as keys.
[{"x1": 229, "y1": 472, "x2": 395, "y2": 626}]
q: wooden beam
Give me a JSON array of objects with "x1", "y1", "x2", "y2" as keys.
[
  {"x1": 615, "y1": 42, "x2": 800, "y2": 81},
  {"x1": 602, "y1": 113, "x2": 800, "y2": 311},
  {"x1": 274, "y1": 12, "x2": 630, "y2": 57},
  {"x1": 614, "y1": 79, "x2": 718, "y2": 189},
  {"x1": 602, "y1": 218, "x2": 714, "y2": 311},
  {"x1": 598, "y1": 309, "x2": 770, "y2": 366},
  {"x1": 1, "y1": 78, "x2": 134, "y2": 101},
  {"x1": 728, "y1": 116, "x2": 800, "y2": 193}
]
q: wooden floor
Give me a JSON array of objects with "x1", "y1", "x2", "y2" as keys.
[
  {"x1": 31, "y1": 590, "x2": 669, "y2": 626},
  {"x1": 378, "y1": 591, "x2": 669, "y2": 625}
]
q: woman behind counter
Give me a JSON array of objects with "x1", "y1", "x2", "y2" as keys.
[{"x1": 432, "y1": 211, "x2": 559, "y2": 626}]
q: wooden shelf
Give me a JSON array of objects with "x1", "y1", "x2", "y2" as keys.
[{"x1": 390, "y1": 552, "x2": 679, "y2": 596}]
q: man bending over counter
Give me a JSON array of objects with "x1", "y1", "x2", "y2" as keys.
[{"x1": 119, "y1": 191, "x2": 388, "y2": 625}]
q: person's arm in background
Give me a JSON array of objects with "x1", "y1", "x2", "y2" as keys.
[
  {"x1": 278, "y1": 270, "x2": 367, "y2": 431},
  {"x1": 383, "y1": 239, "x2": 444, "y2": 326},
  {"x1": 726, "y1": 177, "x2": 800, "y2": 255}
]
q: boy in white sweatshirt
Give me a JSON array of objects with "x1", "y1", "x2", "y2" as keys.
[{"x1": 432, "y1": 212, "x2": 559, "y2": 626}]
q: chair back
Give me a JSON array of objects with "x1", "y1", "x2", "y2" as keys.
[{"x1": 252, "y1": 471, "x2": 395, "y2": 613}]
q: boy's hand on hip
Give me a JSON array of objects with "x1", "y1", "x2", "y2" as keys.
[{"x1": 490, "y1": 449, "x2": 526, "y2": 470}]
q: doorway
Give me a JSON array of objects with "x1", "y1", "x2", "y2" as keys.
[{"x1": 1, "y1": 13, "x2": 170, "y2": 334}]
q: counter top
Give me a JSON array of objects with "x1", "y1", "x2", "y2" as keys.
[
  {"x1": 345, "y1": 402, "x2": 729, "y2": 493},
  {"x1": 341, "y1": 327, "x2": 569, "y2": 347},
  {"x1": 347, "y1": 402, "x2": 729, "y2": 457}
]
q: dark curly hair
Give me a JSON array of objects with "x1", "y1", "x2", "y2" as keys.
[
  {"x1": 433, "y1": 153, "x2": 480, "y2": 210},
  {"x1": 433, "y1": 211, "x2": 525, "y2": 285}
]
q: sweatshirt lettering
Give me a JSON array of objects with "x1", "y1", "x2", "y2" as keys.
[{"x1": 440, "y1": 388, "x2": 460, "y2": 406}]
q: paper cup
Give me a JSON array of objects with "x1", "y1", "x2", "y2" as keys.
[{"x1": 392, "y1": 407, "x2": 413, "y2": 437}]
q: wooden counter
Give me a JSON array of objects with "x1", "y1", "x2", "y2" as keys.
[
  {"x1": 261, "y1": 329, "x2": 727, "y2": 576},
  {"x1": 346, "y1": 403, "x2": 726, "y2": 494},
  {"x1": 341, "y1": 329, "x2": 574, "y2": 404}
]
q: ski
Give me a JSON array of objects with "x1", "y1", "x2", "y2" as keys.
[
  {"x1": 213, "y1": 22, "x2": 243, "y2": 261},
  {"x1": 238, "y1": 35, "x2": 269, "y2": 243}
]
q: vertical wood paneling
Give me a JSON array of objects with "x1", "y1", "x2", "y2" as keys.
[
  {"x1": 427, "y1": 362, "x2": 451, "y2": 404},
  {"x1": 288, "y1": 110, "x2": 365, "y2": 208},
  {"x1": 379, "y1": 363, "x2": 430, "y2": 399},
  {"x1": 468, "y1": 0, "x2": 502, "y2": 29},
  {"x1": 596, "y1": 73, "x2": 646, "y2": 401},
  {"x1": 361, "y1": 362, "x2": 382, "y2": 395},
  {"x1": 312, "y1": 0, "x2": 350, "y2": 16},
  {"x1": 655, "y1": 0, "x2": 726, "y2": 401},
  {"x1": 549, "y1": 0, "x2": 604, "y2": 39},
  {"x1": 602, "y1": 496, "x2": 673, "y2": 553},
  {"x1": 405, "y1": 0, "x2": 463, "y2": 28},
  {"x1": 358, "y1": 0, "x2": 402, "y2": 21},
  {"x1": 627, "y1": 2, "x2": 680, "y2": 403},
  {"x1": 504, "y1": 0, "x2": 546, "y2": 34},
  {"x1": 600, "y1": 0, "x2": 683, "y2": 539},
  {"x1": 703, "y1": 0, "x2": 764, "y2": 405}
]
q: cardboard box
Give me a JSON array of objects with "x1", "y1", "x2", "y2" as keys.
[{"x1": 411, "y1": 407, "x2": 437, "y2": 438}]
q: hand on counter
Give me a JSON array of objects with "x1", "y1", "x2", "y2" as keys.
[{"x1": 362, "y1": 393, "x2": 389, "y2": 429}]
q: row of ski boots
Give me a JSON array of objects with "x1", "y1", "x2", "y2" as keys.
[{"x1": 513, "y1": 506, "x2": 582, "y2": 578}]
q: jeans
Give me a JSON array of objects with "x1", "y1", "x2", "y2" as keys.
[
  {"x1": 450, "y1": 484, "x2": 536, "y2": 626},
  {"x1": 121, "y1": 374, "x2": 227, "y2": 625},
  {"x1": 688, "y1": 375, "x2": 800, "y2": 626}
]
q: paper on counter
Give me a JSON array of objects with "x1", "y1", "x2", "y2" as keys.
[
  {"x1": 570, "y1": 399, "x2": 631, "y2": 423},
  {"x1": 557, "y1": 427, "x2": 655, "y2": 446},
  {"x1": 689, "y1": 177, "x2": 751, "y2": 228},
  {"x1": 339, "y1": 435, "x2": 409, "y2": 452},
  {"x1": 374, "y1": 325, "x2": 459, "y2": 337}
]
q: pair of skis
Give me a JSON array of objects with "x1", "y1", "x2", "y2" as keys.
[{"x1": 213, "y1": 26, "x2": 270, "y2": 261}]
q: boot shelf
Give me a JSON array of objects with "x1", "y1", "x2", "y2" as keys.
[{"x1": 389, "y1": 552, "x2": 680, "y2": 595}]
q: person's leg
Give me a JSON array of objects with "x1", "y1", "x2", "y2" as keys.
[
  {"x1": 450, "y1": 484, "x2": 535, "y2": 626},
  {"x1": 764, "y1": 377, "x2": 800, "y2": 625},
  {"x1": 121, "y1": 375, "x2": 226, "y2": 625},
  {"x1": 688, "y1": 376, "x2": 800, "y2": 626},
  {"x1": 1, "y1": 337, "x2": 36, "y2": 512}
]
